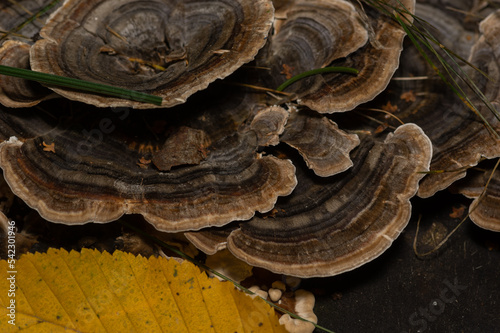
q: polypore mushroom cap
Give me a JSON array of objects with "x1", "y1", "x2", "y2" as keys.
[
  {"x1": 300, "y1": 0, "x2": 415, "y2": 113},
  {"x1": 454, "y1": 163, "x2": 500, "y2": 232},
  {"x1": 270, "y1": 0, "x2": 369, "y2": 66},
  {"x1": 185, "y1": 224, "x2": 236, "y2": 255},
  {"x1": 0, "y1": 41, "x2": 53, "y2": 107},
  {"x1": 281, "y1": 109, "x2": 360, "y2": 177},
  {"x1": 226, "y1": 123, "x2": 432, "y2": 277},
  {"x1": 0, "y1": 131, "x2": 296, "y2": 232},
  {"x1": 30, "y1": 0, "x2": 274, "y2": 108},
  {"x1": 0, "y1": 90, "x2": 297, "y2": 232},
  {"x1": 259, "y1": 0, "x2": 414, "y2": 113},
  {"x1": 249, "y1": 105, "x2": 289, "y2": 147},
  {"x1": 0, "y1": 0, "x2": 61, "y2": 107},
  {"x1": 413, "y1": 3, "x2": 476, "y2": 59}
]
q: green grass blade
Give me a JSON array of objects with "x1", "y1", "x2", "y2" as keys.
[
  {"x1": 277, "y1": 66, "x2": 359, "y2": 91},
  {"x1": 0, "y1": 65, "x2": 163, "y2": 106}
]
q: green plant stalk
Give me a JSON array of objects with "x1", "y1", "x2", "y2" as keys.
[
  {"x1": 277, "y1": 66, "x2": 359, "y2": 91},
  {"x1": 0, "y1": 65, "x2": 163, "y2": 106},
  {"x1": 119, "y1": 220, "x2": 335, "y2": 333}
]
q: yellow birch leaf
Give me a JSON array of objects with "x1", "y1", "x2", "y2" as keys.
[{"x1": 0, "y1": 248, "x2": 287, "y2": 333}]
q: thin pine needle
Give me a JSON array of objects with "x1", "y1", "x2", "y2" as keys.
[
  {"x1": 393, "y1": 13, "x2": 500, "y2": 139},
  {"x1": 0, "y1": 65, "x2": 163, "y2": 105},
  {"x1": 354, "y1": 112, "x2": 398, "y2": 130},
  {"x1": 276, "y1": 66, "x2": 359, "y2": 91},
  {"x1": 222, "y1": 81, "x2": 293, "y2": 96},
  {"x1": 391, "y1": 76, "x2": 429, "y2": 81},
  {"x1": 357, "y1": 107, "x2": 405, "y2": 125},
  {"x1": 407, "y1": 12, "x2": 500, "y2": 124}
]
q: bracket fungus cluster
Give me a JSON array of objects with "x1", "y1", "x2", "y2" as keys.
[{"x1": 0, "y1": 0, "x2": 499, "y2": 279}]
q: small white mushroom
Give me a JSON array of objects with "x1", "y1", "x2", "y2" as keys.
[
  {"x1": 279, "y1": 290, "x2": 317, "y2": 333},
  {"x1": 268, "y1": 288, "x2": 283, "y2": 302},
  {"x1": 248, "y1": 285, "x2": 268, "y2": 300}
]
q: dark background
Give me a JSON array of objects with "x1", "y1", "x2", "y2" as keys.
[{"x1": 307, "y1": 191, "x2": 500, "y2": 333}]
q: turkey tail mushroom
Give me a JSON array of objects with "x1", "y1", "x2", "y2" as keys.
[{"x1": 29, "y1": 0, "x2": 275, "y2": 108}]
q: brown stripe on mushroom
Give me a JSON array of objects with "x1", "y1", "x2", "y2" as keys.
[
  {"x1": 29, "y1": 0, "x2": 274, "y2": 108},
  {"x1": 299, "y1": 0, "x2": 415, "y2": 113},
  {"x1": 280, "y1": 109, "x2": 360, "y2": 177},
  {"x1": 270, "y1": 0, "x2": 369, "y2": 62},
  {"x1": 0, "y1": 131, "x2": 297, "y2": 232},
  {"x1": 226, "y1": 123, "x2": 432, "y2": 278}
]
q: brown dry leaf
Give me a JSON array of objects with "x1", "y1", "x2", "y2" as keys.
[
  {"x1": 0, "y1": 248, "x2": 287, "y2": 332},
  {"x1": 374, "y1": 123, "x2": 389, "y2": 134},
  {"x1": 136, "y1": 157, "x2": 151, "y2": 169},
  {"x1": 381, "y1": 101, "x2": 398, "y2": 113},
  {"x1": 42, "y1": 142, "x2": 55, "y2": 153},
  {"x1": 449, "y1": 205, "x2": 466, "y2": 219},
  {"x1": 400, "y1": 90, "x2": 416, "y2": 102},
  {"x1": 281, "y1": 64, "x2": 295, "y2": 79}
]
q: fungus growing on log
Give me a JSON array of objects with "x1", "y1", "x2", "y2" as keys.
[
  {"x1": 7, "y1": 0, "x2": 500, "y2": 281},
  {"x1": 417, "y1": 8, "x2": 500, "y2": 197}
]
